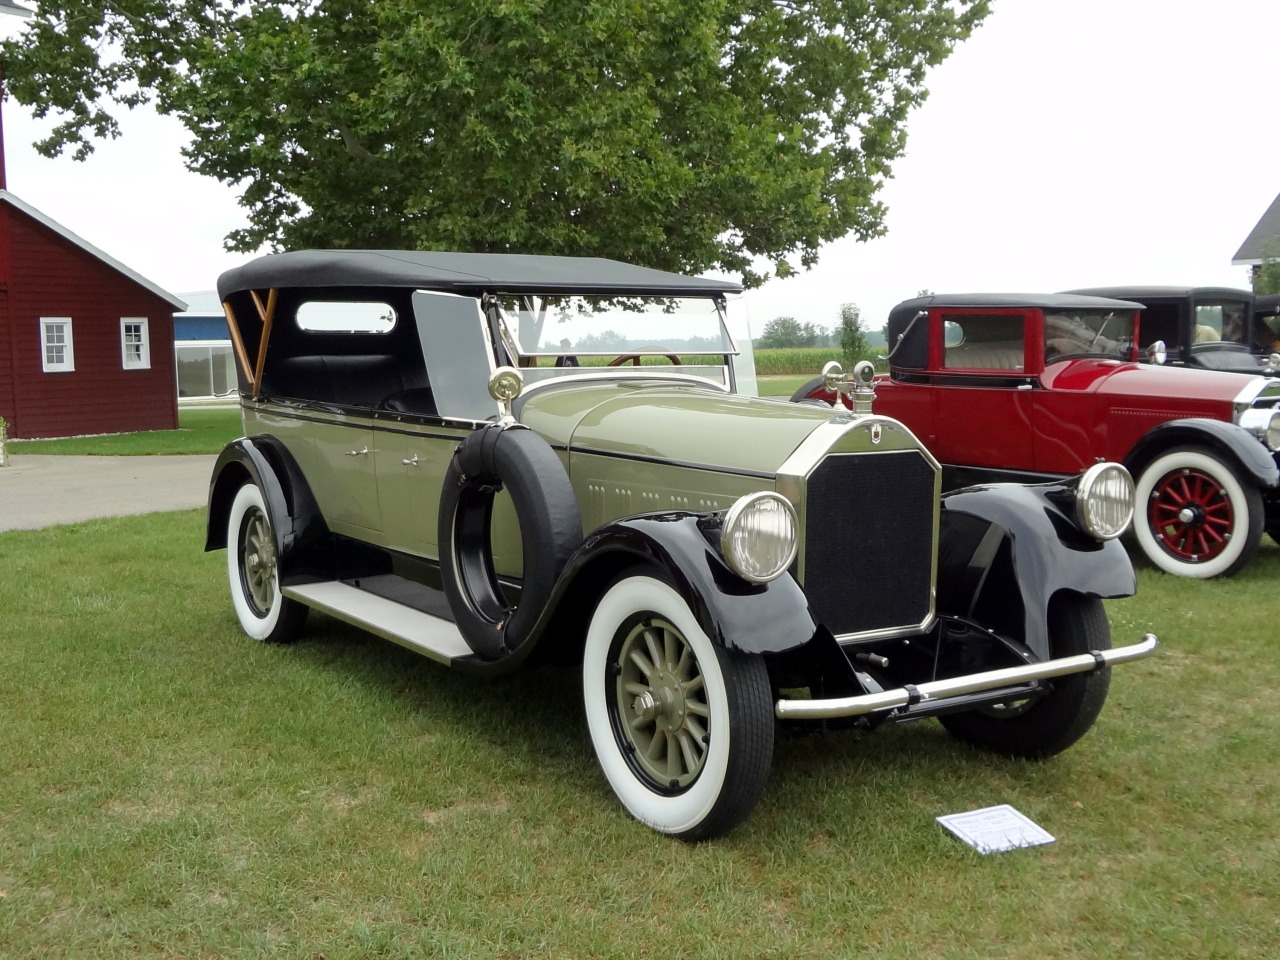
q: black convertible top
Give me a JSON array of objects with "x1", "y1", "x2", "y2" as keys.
[
  {"x1": 1064, "y1": 285, "x2": 1253, "y2": 302},
  {"x1": 890, "y1": 292, "x2": 1143, "y2": 316},
  {"x1": 218, "y1": 250, "x2": 743, "y2": 299}
]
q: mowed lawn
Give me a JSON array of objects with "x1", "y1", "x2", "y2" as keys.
[{"x1": 1, "y1": 510, "x2": 1277, "y2": 959}]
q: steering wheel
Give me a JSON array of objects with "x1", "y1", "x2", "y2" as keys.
[{"x1": 607, "y1": 351, "x2": 683, "y2": 367}]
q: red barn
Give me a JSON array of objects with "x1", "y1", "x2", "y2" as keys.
[{"x1": 0, "y1": 190, "x2": 186, "y2": 440}]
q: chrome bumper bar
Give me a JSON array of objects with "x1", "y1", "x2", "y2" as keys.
[{"x1": 774, "y1": 634, "x2": 1159, "y2": 720}]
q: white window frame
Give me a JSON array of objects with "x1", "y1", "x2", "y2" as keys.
[
  {"x1": 40, "y1": 317, "x2": 75, "y2": 373},
  {"x1": 121, "y1": 317, "x2": 151, "y2": 370}
]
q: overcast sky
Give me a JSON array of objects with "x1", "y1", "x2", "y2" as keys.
[{"x1": 3, "y1": 0, "x2": 1278, "y2": 332}]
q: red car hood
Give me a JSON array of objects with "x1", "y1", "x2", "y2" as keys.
[{"x1": 1040, "y1": 358, "x2": 1265, "y2": 405}]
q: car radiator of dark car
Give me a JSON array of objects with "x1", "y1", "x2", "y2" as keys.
[{"x1": 799, "y1": 450, "x2": 937, "y2": 640}]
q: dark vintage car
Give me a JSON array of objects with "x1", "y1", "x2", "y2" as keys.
[
  {"x1": 793, "y1": 293, "x2": 1280, "y2": 579},
  {"x1": 1064, "y1": 285, "x2": 1279, "y2": 376},
  {"x1": 206, "y1": 253, "x2": 1156, "y2": 840}
]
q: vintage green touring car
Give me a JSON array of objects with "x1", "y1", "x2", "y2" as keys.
[{"x1": 205, "y1": 250, "x2": 1158, "y2": 840}]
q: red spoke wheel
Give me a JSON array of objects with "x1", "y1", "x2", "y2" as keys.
[{"x1": 1132, "y1": 446, "x2": 1263, "y2": 579}]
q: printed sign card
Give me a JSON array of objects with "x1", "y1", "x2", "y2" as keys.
[{"x1": 937, "y1": 804, "x2": 1055, "y2": 854}]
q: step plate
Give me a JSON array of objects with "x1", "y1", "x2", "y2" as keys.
[{"x1": 283, "y1": 581, "x2": 473, "y2": 665}]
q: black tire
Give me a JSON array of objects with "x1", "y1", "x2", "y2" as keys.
[
  {"x1": 438, "y1": 424, "x2": 582, "y2": 660},
  {"x1": 939, "y1": 594, "x2": 1112, "y2": 758},
  {"x1": 1131, "y1": 445, "x2": 1263, "y2": 579},
  {"x1": 582, "y1": 572, "x2": 774, "y2": 841},
  {"x1": 226, "y1": 482, "x2": 308, "y2": 644}
]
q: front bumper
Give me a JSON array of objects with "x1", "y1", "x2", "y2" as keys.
[{"x1": 774, "y1": 634, "x2": 1159, "y2": 720}]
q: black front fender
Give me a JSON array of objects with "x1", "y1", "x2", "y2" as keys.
[
  {"x1": 523, "y1": 512, "x2": 819, "y2": 663},
  {"x1": 939, "y1": 480, "x2": 1136, "y2": 660}
]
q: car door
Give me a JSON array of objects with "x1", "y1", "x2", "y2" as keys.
[
  {"x1": 374, "y1": 291, "x2": 506, "y2": 560},
  {"x1": 927, "y1": 310, "x2": 1037, "y2": 472}
]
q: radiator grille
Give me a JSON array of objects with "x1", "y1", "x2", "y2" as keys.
[{"x1": 801, "y1": 450, "x2": 936, "y2": 637}]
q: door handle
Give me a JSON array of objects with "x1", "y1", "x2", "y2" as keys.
[
  {"x1": 402, "y1": 454, "x2": 420, "y2": 466},
  {"x1": 345, "y1": 446, "x2": 369, "y2": 457}
]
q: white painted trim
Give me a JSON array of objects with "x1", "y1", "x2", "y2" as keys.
[
  {"x1": 120, "y1": 317, "x2": 151, "y2": 369},
  {"x1": 40, "y1": 317, "x2": 75, "y2": 373}
]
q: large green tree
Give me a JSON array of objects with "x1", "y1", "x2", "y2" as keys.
[{"x1": 3, "y1": 0, "x2": 989, "y2": 285}]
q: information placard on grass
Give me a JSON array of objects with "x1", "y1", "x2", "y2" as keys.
[{"x1": 937, "y1": 804, "x2": 1055, "y2": 854}]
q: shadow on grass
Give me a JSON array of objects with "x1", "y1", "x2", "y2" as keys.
[{"x1": 275, "y1": 609, "x2": 1069, "y2": 843}]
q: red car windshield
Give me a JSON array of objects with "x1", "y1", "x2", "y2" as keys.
[{"x1": 1044, "y1": 309, "x2": 1134, "y2": 364}]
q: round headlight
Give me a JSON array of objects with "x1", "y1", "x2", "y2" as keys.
[
  {"x1": 1075, "y1": 462, "x2": 1134, "y2": 540},
  {"x1": 1146, "y1": 340, "x2": 1167, "y2": 365},
  {"x1": 1266, "y1": 410, "x2": 1280, "y2": 452},
  {"x1": 1235, "y1": 406, "x2": 1280, "y2": 451},
  {"x1": 721, "y1": 492, "x2": 798, "y2": 583}
]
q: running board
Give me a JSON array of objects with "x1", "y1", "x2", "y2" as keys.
[{"x1": 283, "y1": 581, "x2": 473, "y2": 665}]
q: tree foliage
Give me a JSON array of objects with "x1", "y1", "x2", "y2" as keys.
[
  {"x1": 836, "y1": 302, "x2": 868, "y2": 367},
  {"x1": 758, "y1": 316, "x2": 819, "y2": 349},
  {"x1": 3, "y1": 0, "x2": 990, "y2": 284},
  {"x1": 1253, "y1": 239, "x2": 1280, "y2": 296}
]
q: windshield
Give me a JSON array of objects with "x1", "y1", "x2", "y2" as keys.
[
  {"x1": 496, "y1": 295, "x2": 740, "y2": 389},
  {"x1": 1044, "y1": 309, "x2": 1135, "y2": 363},
  {"x1": 499, "y1": 295, "x2": 735, "y2": 356}
]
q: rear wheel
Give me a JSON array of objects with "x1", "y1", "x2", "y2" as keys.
[
  {"x1": 582, "y1": 574, "x2": 774, "y2": 841},
  {"x1": 1132, "y1": 446, "x2": 1262, "y2": 579},
  {"x1": 227, "y1": 482, "x2": 307, "y2": 644},
  {"x1": 939, "y1": 594, "x2": 1111, "y2": 758}
]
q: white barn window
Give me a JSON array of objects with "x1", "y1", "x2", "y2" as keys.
[
  {"x1": 40, "y1": 317, "x2": 75, "y2": 373},
  {"x1": 121, "y1": 317, "x2": 151, "y2": 369}
]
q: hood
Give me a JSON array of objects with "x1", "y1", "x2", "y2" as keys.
[
  {"x1": 518, "y1": 379, "x2": 835, "y2": 475},
  {"x1": 1042, "y1": 357, "x2": 1265, "y2": 406}
]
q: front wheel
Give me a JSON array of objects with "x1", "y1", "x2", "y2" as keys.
[
  {"x1": 226, "y1": 482, "x2": 307, "y2": 643},
  {"x1": 1131, "y1": 446, "x2": 1263, "y2": 579},
  {"x1": 583, "y1": 574, "x2": 774, "y2": 841},
  {"x1": 939, "y1": 594, "x2": 1112, "y2": 758}
]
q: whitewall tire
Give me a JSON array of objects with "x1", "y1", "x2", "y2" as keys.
[
  {"x1": 1132, "y1": 446, "x2": 1263, "y2": 579},
  {"x1": 226, "y1": 483, "x2": 307, "y2": 643},
  {"x1": 583, "y1": 574, "x2": 773, "y2": 841}
]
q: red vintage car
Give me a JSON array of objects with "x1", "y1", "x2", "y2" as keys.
[{"x1": 793, "y1": 293, "x2": 1280, "y2": 578}]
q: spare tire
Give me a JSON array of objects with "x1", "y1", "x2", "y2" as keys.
[{"x1": 438, "y1": 424, "x2": 582, "y2": 660}]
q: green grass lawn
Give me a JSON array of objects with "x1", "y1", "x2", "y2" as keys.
[
  {"x1": 7, "y1": 408, "x2": 244, "y2": 456},
  {"x1": 2, "y1": 511, "x2": 1277, "y2": 958}
]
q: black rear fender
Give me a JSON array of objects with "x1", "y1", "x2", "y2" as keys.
[{"x1": 204, "y1": 437, "x2": 330, "y2": 580}]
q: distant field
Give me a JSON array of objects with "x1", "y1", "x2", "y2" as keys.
[{"x1": 2, "y1": 509, "x2": 1277, "y2": 959}]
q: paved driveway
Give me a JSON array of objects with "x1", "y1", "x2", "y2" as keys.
[{"x1": 0, "y1": 454, "x2": 217, "y2": 532}]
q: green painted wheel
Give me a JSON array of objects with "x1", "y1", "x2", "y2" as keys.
[
  {"x1": 612, "y1": 615, "x2": 711, "y2": 790},
  {"x1": 240, "y1": 505, "x2": 277, "y2": 616}
]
